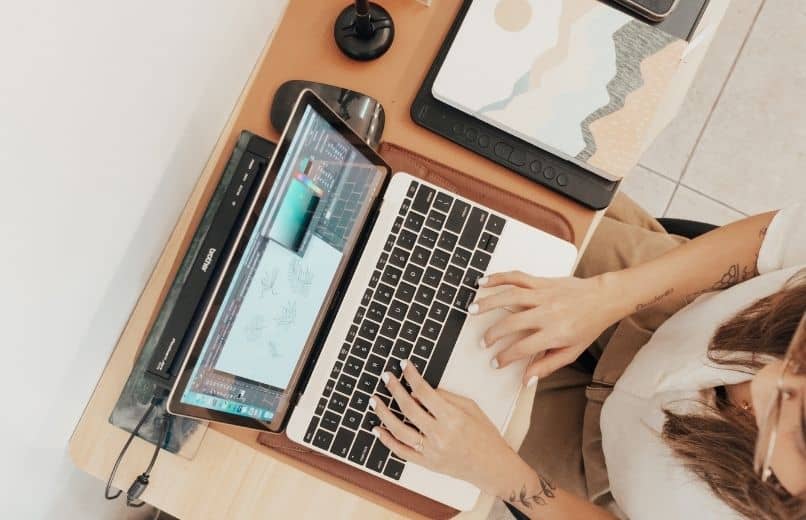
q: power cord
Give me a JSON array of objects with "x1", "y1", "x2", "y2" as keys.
[{"x1": 105, "y1": 394, "x2": 171, "y2": 507}]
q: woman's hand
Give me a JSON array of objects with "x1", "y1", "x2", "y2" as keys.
[
  {"x1": 371, "y1": 360, "x2": 530, "y2": 497},
  {"x1": 470, "y1": 271, "x2": 628, "y2": 383}
]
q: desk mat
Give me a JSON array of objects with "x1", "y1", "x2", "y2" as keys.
[{"x1": 256, "y1": 142, "x2": 573, "y2": 519}]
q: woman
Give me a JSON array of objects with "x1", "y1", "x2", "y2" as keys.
[{"x1": 369, "y1": 197, "x2": 806, "y2": 519}]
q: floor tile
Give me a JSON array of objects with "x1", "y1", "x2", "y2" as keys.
[
  {"x1": 619, "y1": 166, "x2": 677, "y2": 217},
  {"x1": 665, "y1": 186, "x2": 745, "y2": 225},
  {"x1": 681, "y1": 0, "x2": 806, "y2": 214},
  {"x1": 639, "y1": 0, "x2": 763, "y2": 180}
]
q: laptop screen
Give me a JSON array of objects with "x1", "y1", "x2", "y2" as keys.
[{"x1": 180, "y1": 105, "x2": 385, "y2": 422}]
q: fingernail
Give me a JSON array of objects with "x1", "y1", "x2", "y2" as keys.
[
  {"x1": 381, "y1": 372, "x2": 390, "y2": 384},
  {"x1": 371, "y1": 427, "x2": 380, "y2": 438},
  {"x1": 526, "y1": 376, "x2": 538, "y2": 388},
  {"x1": 468, "y1": 303, "x2": 479, "y2": 314},
  {"x1": 479, "y1": 337, "x2": 487, "y2": 349},
  {"x1": 399, "y1": 359, "x2": 408, "y2": 371},
  {"x1": 369, "y1": 397, "x2": 377, "y2": 409},
  {"x1": 490, "y1": 358, "x2": 499, "y2": 369},
  {"x1": 478, "y1": 276, "x2": 489, "y2": 286}
]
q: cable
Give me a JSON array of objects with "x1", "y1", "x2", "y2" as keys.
[{"x1": 105, "y1": 394, "x2": 171, "y2": 507}]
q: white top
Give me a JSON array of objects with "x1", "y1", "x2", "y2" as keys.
[{"x1": 601, "y1": 203, "x2": 806, "y2": 519}]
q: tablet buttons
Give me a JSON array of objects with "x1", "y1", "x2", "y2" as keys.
[
  {"x1": 465, "y1": 128, "x2": 477, "y2": 142},
  {"x1": 478, "y1": 134, "x2": 490, "y2": 148},
  {"x1": 557, "y1": 174, "x2": 569, "y2": 187},
  {"x1": 494, "y1": 142, "x2": 513, "y2": 160},
  {"x1": 509, "y1": 149, "x2": 526, "y2": 167},
  {"x1": 530, "y1": 160, "x2": 542, "y2": 174},
  {"x1": 452, "y1": 123, "x2": 464, "y2": 135},
  {"x1": 543, "y1": 166, "x2": 556, "y2": 180}
]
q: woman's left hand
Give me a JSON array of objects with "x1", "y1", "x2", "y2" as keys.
[{"x1": 370, "y1": 359, "x2": 525, "y2": 496}]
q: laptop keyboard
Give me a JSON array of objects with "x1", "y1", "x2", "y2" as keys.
[{"x1": 303, "y1": 179, "x2": 506, "y2": 480}]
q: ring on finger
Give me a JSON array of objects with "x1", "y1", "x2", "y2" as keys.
[{"x1": 413, "y1": 434, "x2": 425, "y2": 453}]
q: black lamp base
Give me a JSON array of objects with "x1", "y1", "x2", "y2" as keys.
[{"x1": 334, "y1": 3, "x2": 395, "y2": 61}]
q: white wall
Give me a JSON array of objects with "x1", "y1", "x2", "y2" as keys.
[{"x1": 0, "y1": 1, "x2": 286, "y2": 517}]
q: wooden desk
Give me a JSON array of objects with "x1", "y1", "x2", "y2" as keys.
[{"x1": 69, "y1": 0, "x2": 729, "y2": 518}]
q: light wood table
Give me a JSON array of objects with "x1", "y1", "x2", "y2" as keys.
[{"x1": 69, "y1": 0, "x2": 729, "y2": 518}]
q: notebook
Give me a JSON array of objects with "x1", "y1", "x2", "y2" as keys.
[{"x1": 432, "y1": 0, "x2": 686, "y2": 180}]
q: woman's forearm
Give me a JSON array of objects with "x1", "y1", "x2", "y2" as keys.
[
  {"x1": 600, "y1": 211, "x2": 776, "y2": 321},
  {"x1": 492, "y1": 455, "x2": 617, "y2": 520}
]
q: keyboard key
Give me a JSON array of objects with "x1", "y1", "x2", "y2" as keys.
[
  {"x1": 436, "y1": 283, "x2": 457, "y2": 305},
  {"x1": 425, "y1": 210, "x2": 447, "y2": 230},
  {"x1": 313, "y1": 428, "x2": 334, "y2": 450},
  {"x1": 412, "y1": 184, "x2": 435, "y2": 214},
  {"x1": 381, "y1": 265, "x2": 402, "y2": 286},
  {"x1": 384, "y1": 234, "x2": 395, "y2": 252},
  {"x1": 388, "y1": 299, "x2": 408, "y2": 322},
  {"x1": 391, "y1": 216, "x2": 403, "y2": 234},
  {"x1": 316, "y1": 397, "x2": 327, "y2": 415},
  {"x1": 359, "y1": 320, "x2": 379, "y2": 341},
  {"x1": 377, "y1": 382, "x2": 392, "y2": 398},
  {"x1": 395, "y1": 282, "x2": 416, "y2": 303},
  {"x1": 437, "y1": 230, "x2": 458, "y2": 251},
  {"x1": 348, "y1": 430, "x2": 375, "y2": 465},
  {"x1": 397, "y1": 229, "x2": 417, "y2": 250},
  {"x1": 369, "y1": 270, "x2": 381, "y2": 288},
  {"x1": 445, "y1": 200, "x2": 470, "y2": 234},
  {"x1": 305, "y1": 417, "x2": 320, "y2": 444},
  {"x1": 362, "y1": 412, "x2": 381, "y2": 432},
  {"x1": 367, "y1": 301, "x2": 386, "y2": 323},
  {"x1": 463, "y1": 267, "x2": 484, "y2": 288},
  {"x1": 403, "y1": 264, "x2": 423, "y2": 285},
  {"x1": 444, "y1": 265, "x2": 463, "y2": 286},
  {"x1": 365, "y1": 354, "x2": 385, "y2": 375},
  {"x1": 385, "y1": 356, "x2": 404, "y2": 378},
  {"x1": 459, "y1": 207, "x2": 488, "y2": 250},
  {"x1": 409, "y1": 355, "x2": 427, "y2": 374},
  {"x1": 373, "y1": 336, "x2": 393, "y2": 357},
  {"x1": 407, "y1": 302, "x2": 428, "y2": 324},
  {"x1": 357, "y1": 374, "x2": 378, "y2": 395},
  {"x1": 411, "y1": 246, "x2": 430, "y2": 267},
  {"x1": 434, "y1": 192, "x2": 453, "y2": 213},
  {"x1": 328, "y1": 393, "x2": 349, "y2": 414},
  {"x1": 338, "y1": 343, "x2": 350, "y2": 361},
  {"x1": 376, "y1": 252, "x2": 389, "y2": 271},
  {"x1": 374, "y1": 283, "x2": 395, "y2": 305},
  {"x1": 350, "y1": 390, "x2": 371, "y2": 412},
  {"x1": 454, "y1": 286, "x2": 476, "y2": 311},
  {"x1": 343, "y1": 408, "x2": 362, "y2": 430},
  {"x1": 346, "y1": 326, "x2": 357, "y2": 343},
  {"x1": 330, "y1": 361, "x2": 343, "y2": 380},
  {"x1": 486, "y1": 214, "x2": 506, "y2": 235},
  {"x1": 428, "y1": 301, "x2": 449, "y2": 322},
  {"x1": 384, "y1": 458, "x2": 405, "y2": 480},
  {"x1": 399, "y1": 198, "x2": 411, "y2": 216},
  {"x1": 423, "y1": 266, "x2": 442, "y2": 288},
  {"x1": 430, "y1": 249, "x2": 450, "y2": 269},
  {"x1": 424, "y1": 308, "x2": 467, "y2": 388},
  {"x1": 321, "y1": 411, "x2": 340, "y2": 432},
  {"x1": 414, "y1": 285, "x2": 436, "y2": 306},
  {"x1": 418, "y1": 227, "x2": 438, "y2": 249},
  {"x1": 394, "y1": 339, "x2": 413, "y2": 358},
  {"x1": 380, "y1": 318, "x2": 401, "y2": 339},
  {"x1": 414, "y1": 337, "x2": 434, "y2": 358},
  {"x1": 389, "y1": 247, "x2": 409, "y2": 269},
  {"x1": 367, "y1": 438, "x2": 390, "y2": 473},
  {"x1": 404, "y1": 212, "x2": 424, "y2": 232},
  {"x1": 353, "y1": 306, "x2": 366, "y2": 325},
  {"x1": 352, "y1": 338, "x2": 372, "y2": 359},
  {"x1": 323, "y1": 378, "x2": 335, "y2": 397},
  {"x1": 331, "y1": 428, "x2": 355, "y2": 458},
  {"x1": 470, "y1": 250, "x2": 491, "y2": 271},
  {"x1": 421, "y1": 319, "x2": 441, "y2": 341},
  {"x1": 479, "y1": 231, "x2": 498, "y2": 253},
  {"x1": 337, "y1": 374, "x2": 357, "y2": 395},
  {"x1": 451, "y1": 248, "x2": 472, "y2": 268},
  {"x1": 400, "y1": 321, "x2": 421, "y2": 343},
  {"x1": 343, "y1": 356, "x2": 364, "y2": 378},
  {"x1": 407, "y1": 180, "x2": 419, "y2": 197}
]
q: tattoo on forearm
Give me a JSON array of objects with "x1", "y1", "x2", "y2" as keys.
[
  {"x1": 683, "y1": 261, "x2": 758, "y2": 304},
  {"x1": 635, "y1": 288, "x2": 674, "y2": 312},
  {"x1": 507, "y1": 475, "x2": 556, "y2": 509},
  {"x1": 760, "y1": 226, "x2": 768, "y2": 238}
]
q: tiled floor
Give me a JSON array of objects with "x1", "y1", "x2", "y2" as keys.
[{"x1": 623, "y1": 0, "x2": 806, "y2": 225}]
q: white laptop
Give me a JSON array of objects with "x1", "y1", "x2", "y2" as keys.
[{"x1": 168, "y1": 90, "x2": 577, "y2": 511}]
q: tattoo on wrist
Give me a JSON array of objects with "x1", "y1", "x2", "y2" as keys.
[
  {"x1": 506, "y1": 475, "x2": 556, "y2": 509},
  {"x1": 635, "y1": 288, "x2": 674, "y2": 312}
]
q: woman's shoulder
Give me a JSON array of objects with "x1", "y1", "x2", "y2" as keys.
[{"x1": 601, "y1": 389, "x2": 743, "y2": 520}]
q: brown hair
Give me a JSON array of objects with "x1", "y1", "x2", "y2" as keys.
[{"x1": 662, "y1": 270, "x2": 806, "y2": 520}]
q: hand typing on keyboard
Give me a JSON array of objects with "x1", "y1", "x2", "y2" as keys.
[{"x1": 369, "y1": 359, "x2": 533, "y2": 499}]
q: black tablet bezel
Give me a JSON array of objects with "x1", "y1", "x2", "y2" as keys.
[{"x1": 167, "y1": 90, "x2": 391, "y2": 431}]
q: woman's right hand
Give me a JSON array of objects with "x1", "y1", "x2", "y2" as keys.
[{"x1": 470, "y1": 270, "x2": 628, "y2": 384}]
